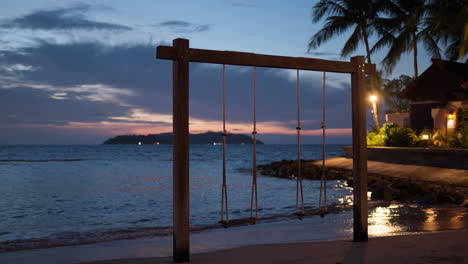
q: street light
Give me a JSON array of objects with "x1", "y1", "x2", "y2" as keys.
[{"x1": 369, "y1": 94, "x2": 380, "y2": 129}]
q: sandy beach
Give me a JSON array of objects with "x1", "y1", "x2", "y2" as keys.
[
  {"x1": 83, "y1": 230, "x2": 468, "y2": 264},
  {"x1": 1, "y1": 204, "x2": 466, "y2": 264}
]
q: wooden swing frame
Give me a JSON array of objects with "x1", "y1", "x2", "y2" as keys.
[{"x1": 156, "y1": 38, "x2": 375, "y2": 262}]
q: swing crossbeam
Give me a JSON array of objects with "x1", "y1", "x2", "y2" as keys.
[
  {"x1": 157, "y1": 46, "x2": 376, "y2": 74},
  {"x1": 157, "y1": 38, "x2": 373, "y2": 262}
]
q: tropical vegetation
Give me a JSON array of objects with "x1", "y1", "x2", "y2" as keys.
[
  {"x1": 381, "y1": 75, "x2": 412, "y2": 113},
  {"x1": 309, "y1": 0, "x2": 467, "y2": 77},
  {"x1": 309, "y1": 0, "x2": 467, "y2": 138},
  {"x1": 367, "y1": 121, "x2": 468, "y2": 149},
  {"x1": 367, "y1": 123, "x2": 418, "y2": 147}
]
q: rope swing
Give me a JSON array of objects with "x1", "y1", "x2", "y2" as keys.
[
  {"x1": 319, "y1": 72, "x2": 328, "y2": 215},
  {"x1": 220, "y1": 65, "x2": 259, "y2": 227},
  {"x1": 250, "y1": 67, "x2": 259, "y2": 222},
  {"x1": 296, "y1": 69, "x2": 305, "y2": 218},
  {"x1": 220, "y1": 64, "x2": 229, "y2": 225},
  {"x1": 219, "y1": 67, "x2": 327, "y2": 225}
]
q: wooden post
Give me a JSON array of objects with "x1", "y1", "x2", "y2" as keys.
[
  {"x1": 351, "y1": 56, "x2": 368, "y2": 242},
  {"x1": 173, "y1": 38, "x2": 190, "y2": 262}
]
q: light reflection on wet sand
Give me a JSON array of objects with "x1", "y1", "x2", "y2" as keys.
[
  {"x1": 368, "y1": 204, "x2": 468, "y2": 236},
  {"x1": 0, "y1": 203, "x2": 466, "y2": 264}
]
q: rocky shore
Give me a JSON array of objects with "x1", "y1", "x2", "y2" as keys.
[
  {"x1": 258, "y1": 160, "x2": 350, "y2": 181},
  {"x1": 258, "y1": 158, "x2": 468, "y2": 206}
]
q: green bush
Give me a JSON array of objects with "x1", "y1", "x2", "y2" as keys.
[
  {"x1": 367, "y1": 131, "x2": 386, "y2": 146},
  {"x1": 367, "y1": 123, "x2": 418, "y2": 147},
  {"x1": 382, "y1": 123, "x2": 418, "y2": 147},
  {"x1": 367, "y1": 119, "x2": 468, "y2": 149}
]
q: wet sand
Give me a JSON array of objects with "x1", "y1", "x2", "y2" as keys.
[
  {"x1": 1, "y1": 204, "x2": 466, "y2": 264},
  {"x1": 83, "y1": 230, "x2": 468, "y2": 264}
]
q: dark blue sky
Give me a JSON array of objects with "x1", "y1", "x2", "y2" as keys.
[{"x1": 0, "y1": 1, "x2": 434, "y2": 144}]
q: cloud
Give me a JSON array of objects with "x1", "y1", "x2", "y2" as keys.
[
  {"x1": 271, "y1": 69, "x2": 349, "y2": 90},
  {"x1": 3, "y1": 64, "x2": 36, "y2": 72},
  {"x1": 306, "y1": 51, "x2": 339, "y2": 56},
  {"x1": 1, "y1": 82, "x2": 135, "y2": 106},
  {"x1": 159, "y1": 20, "x2": 191, "y2": 28},
  {"x1": 0, "y1": 40, "x2": 354, "y2": 144},
  {"x1": 157, "y1": 20, "x2": 212, "y2": 33},
  {"x1": 1, "y1": 4, "x2": 131, "y2": 31},
  {"x1": 0, "y1": 87, "x2": 130, "y2": 126}
]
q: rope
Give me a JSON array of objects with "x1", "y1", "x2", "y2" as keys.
[
  {"x1": 250, "y1": 66, "x2": 259, "y2": 221},
  {"x1": 319, "y1": 72, "x2": 328, "y2": 214},
  {"x1": 221, "y1": 64, "x2": 229, "y2": 223},
  {"x1": 296, "y1": 69, "x2": 305, "y2": 217}
]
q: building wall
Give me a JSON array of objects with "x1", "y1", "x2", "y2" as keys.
[
  {"x1": 431, "y1": 108, "x2": 448, "y2": 130},
  {"x1": 410, "y1": 103, "x2": 445, "y2": 131},
  {"x1": 385, "y1": 112, "x2": 410, "y2": 128}
]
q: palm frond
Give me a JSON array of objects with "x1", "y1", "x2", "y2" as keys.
[
  {"x1": 419, "y1": 31, "x2": 441, "y2": 59},
  {"x1": 382, "y1": 31, "x2": 410, "y2": 74},
  {"x1": 445, "y1": 38, "x2": 462, "y2": 61},
  {"x1": 371, "y1": 31, "x2": 396, "y2": 54},
  {"x1": 312, "y1": 0, "x2": 348, "y2": 22},
  {"x1": 308, "y1": 16, "x2": 354, "y2": 50},
  {"x1": 341, "y1": 25, "x2": 361, "y2": 57}
]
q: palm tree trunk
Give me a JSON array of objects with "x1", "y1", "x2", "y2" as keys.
[
  {"x1": 362, "y1": 25, "x2": 380, "y2": 129},
  {"x1": 362, "y1": 26, "x2": 372, "y2": 64},
  {"x1": 413, "y1": 34, "x2": 419, "y2": 79}
]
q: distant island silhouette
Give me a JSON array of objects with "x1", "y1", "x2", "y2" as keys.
[{"x1": 103, "y1": 132, "x2": 264, "y2": 145}]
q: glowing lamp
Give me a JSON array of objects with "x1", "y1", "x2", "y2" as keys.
[
  {"x1": 138, "y1": 142, "x2": 142, "y2": 145},
  {"x1": 369, "y1": 95, "x2": 378, "y2": 103},
  {"x1": 421, "y1": 134, "x2": 429, "y2": 140},
  {"x1": 447, "y1": 112, "x2": 456, "y2": 128}
]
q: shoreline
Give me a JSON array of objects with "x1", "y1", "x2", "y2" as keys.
[
  {"x1": 1, "y1": 201, "x2": 467, "y2": 252},
  {"x1": 1, "y1": 203, "x2": 467, "y2": 264},
  {"x1": 0, "y1": 202, "x2": 359, "y2": 252}
]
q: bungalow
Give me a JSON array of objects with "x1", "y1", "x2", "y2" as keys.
[{"x1": 386, "y1": 59, "x2": 467, "y2": 136}]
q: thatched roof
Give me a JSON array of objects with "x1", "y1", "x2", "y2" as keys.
[{"x1": 399, "y1": 59, "x2": 468, "y2": 102}]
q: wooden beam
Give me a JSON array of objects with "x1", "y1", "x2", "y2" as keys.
[
  {"x1": 351, "y1": 56, "x2": 368, "y2": 242},
  {"x1": 157, "y1": 44, "x2": 376, "y2": 74},
  {"x1": 172, "y1": 38, "x2": 190, "y2": 262}
]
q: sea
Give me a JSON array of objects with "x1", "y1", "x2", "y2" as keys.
[{"x1": 0, "y1": 144, "x2": 351, "y2": 244}]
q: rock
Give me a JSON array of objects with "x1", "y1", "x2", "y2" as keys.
[{"x1": 258, "y1": 158, "x2": 466, "y2": 206}]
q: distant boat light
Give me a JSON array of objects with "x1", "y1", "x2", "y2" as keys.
[{"x1": 138, "y1": 142, "x2": 142, "y2": 145}]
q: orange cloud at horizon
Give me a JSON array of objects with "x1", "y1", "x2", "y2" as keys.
[
  {"x1": 42, "y1": 120, "x2": 352, "y2": 138},
  {"x1": 16, "y1": 109, "x2": 352, "y2": 138}
]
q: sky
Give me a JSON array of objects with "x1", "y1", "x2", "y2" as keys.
[{"x1": 0, "y1": 0, "x2": 435, "y2": 144}]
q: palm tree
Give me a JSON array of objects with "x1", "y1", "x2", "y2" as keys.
[
  {"x1": 382, "y1": 75, "x2": 412, "y2": 113},
  {"x1": 308, "y1": 0, "x2": 383, "y2": 64},
  {"x1": 372, "y1": 0, "x2": 441, "y2": 79},
  {"x1": 309, "y1": 0, "x2": 387, "y2": 129},
  {"x1": 425, "y1": 0, "x2": 468, "y2": 61}
]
